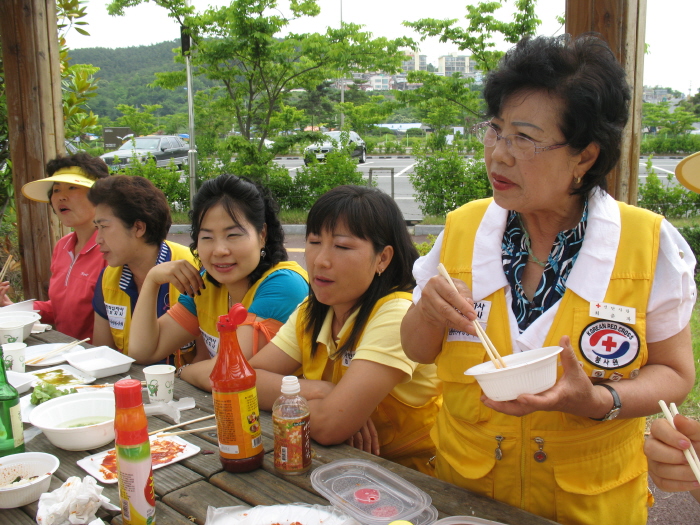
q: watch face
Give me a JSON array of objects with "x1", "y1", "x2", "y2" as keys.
[{"x1": 606, "y1": 407, "x2": 621, "y2": 421}]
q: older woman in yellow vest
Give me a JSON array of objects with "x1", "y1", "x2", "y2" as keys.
[
  {"x1": 248, "y1": 186, "x2": 441, "y2": 475},
  {"x1": 90, "y1": 176, "x2": 196, "y2": 360},
  {"x1": 401, "y1": 35, "x2": 696, "y2": 524},
  {"x1": 128, "y1": 174, "x2": 308, "y2": 391}
]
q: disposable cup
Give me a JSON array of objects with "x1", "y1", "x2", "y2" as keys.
[
  {"x1": 0, "y1": 322, "x2": 24, "y2": 345},
  {"x1": 2, "y1": 342, "x2": 26, "y2": 372},
  {"x1": 143, "y1": 364, "x2": 176, "y2": 403}
]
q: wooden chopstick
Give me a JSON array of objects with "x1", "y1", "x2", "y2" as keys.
[
  {"x1": 659, "y1": 400, "x2": 700, "y2": 484},
  {"x1": 26, "y1": 337, "x2": 89, "y2": 365},
  {"x1": 0, "y1": 255, "x2": 13, "y2": 283},
  {"x1": 75, "y1": 381, "x2": 147, "y2": 389},
  {"x1": 436, "y1": 264, "x2": 506, "y2": 369},
  {"x1": 149, "y1": 414, "x2": 216, "y2": 436},
  {"x1": 670, "y1": 402, "x2": 700, "y2": 469},
  {"x1": 157, "y1": 424, "x2": 217, "y2": 437}
]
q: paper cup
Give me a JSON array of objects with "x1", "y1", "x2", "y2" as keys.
[
  {"x1": 2, "y1": 342, "x2": 26, "y2": 373},
  {"x1": 0, "y1": 322, "x2": 24, "y2": 345},
  {"x1": 143, "y1": 364, "x2": 176, "y2": 403}
]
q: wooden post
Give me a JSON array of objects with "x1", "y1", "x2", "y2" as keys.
[
  {"x1": 565, "y1": 0, "x2": 647, "y2": 204},
  {"x1": 0, "y1": 0, "x2": 65, "y2": 301}
]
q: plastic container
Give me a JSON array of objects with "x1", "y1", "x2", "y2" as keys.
[
  {"x1": 432, "y1": 517, "x2": 508, "y2": 525},
  {"x1": 0, "y1": 312, "x2": 40, "y2": 341},
  {"x1": 210, "y1": 303, "x2": 264, "y2": 473},
  {"x1": 310, "y1": 459, "x2": 433, "y2": 525},
  {"x1": 114, "y1": 378, "x2": 156, "y2": 525},
  {"x1": 0, "y1": 300, "x2": 36, "y2": 313},
  {"x1": 464, "y1": 346, "x2": 563, "y2": 401},
  {"x1": 29, "y1": 391, "x2": 115, "y2": 451},
  {"x1": 67, "y1": 346, "x2": 135, "y2": 378},
  {"x1": 0, "y1": 452, "x2": 59, "y2": 508},
  {"x1": 273, "y1": 376, "x2": 311, "y2": 475}
]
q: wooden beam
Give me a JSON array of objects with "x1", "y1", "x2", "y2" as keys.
[
  {"x1": 0, "y1": 0, "x2": 65, "y2": 300},
  {"x1": 565, "y1": 0, "x2": 647, "y2": 204}
]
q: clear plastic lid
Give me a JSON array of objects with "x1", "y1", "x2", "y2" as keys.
[
  {"x1": 310, "y1": 459, "x2": 433, "y2": 525},
  {"x1": 432, "y1": 517, "x2": 507, "y2": 525}
]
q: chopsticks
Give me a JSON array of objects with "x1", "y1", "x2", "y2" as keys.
[
  {"x1": 658, "y1": 400, "x2": 700, "y2": 484},
  {"x1": 157, "y1": 424, "x2": 217, "y2": 437},
  {"x1": 74, "y1": 381, "x2": 147, "y2": 389},
  {"x1": 437, "y1": 263, "x2": 507, "y2": 369},
  {"x1": 0, "y1": 255, "x2": 13, "y2": 283},
  {"x1": 26, "y1": 337, "x2": 89, "y2": 365},
  {"x1": 149, "y1": 414, "x2": 216, "y2": 436}
]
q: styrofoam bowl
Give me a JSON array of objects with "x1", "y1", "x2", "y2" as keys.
[
  {"x1": 0, "y1": 299, "x2": 36, "y2": 313},
  {"x1": 0, "y1": 311, "x2": 41, "y2": 341},
  {"x1": 66, "y1": 346, "x2": 134, "y2": 378},
  {"x1": 29, "y1": 391, "x2": 115, "y2": 451},
  {"x1": 0, "y1": 452, "x2": 59, "y2": 509},
  {"x1": 464, "y1": 346, "x2": 564, "y2": 401}
]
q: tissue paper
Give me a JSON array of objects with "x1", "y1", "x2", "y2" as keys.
[{"x1": 36, "y1": 476, "x2": 119, "y2": 525}]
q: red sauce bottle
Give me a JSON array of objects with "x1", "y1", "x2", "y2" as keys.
[{"x1": 210, "y1": 303, "x2": 264, "y2": 472}]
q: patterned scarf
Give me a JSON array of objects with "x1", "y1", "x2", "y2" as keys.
[{"x1": 502, "y1": 201, "x2": 588, "y2": 332}]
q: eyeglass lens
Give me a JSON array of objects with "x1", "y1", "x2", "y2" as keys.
[{"x1": 476, "y1": 123, "x2": 536, "y2": 160}]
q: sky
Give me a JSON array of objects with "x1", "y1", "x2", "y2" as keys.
[{"x1": 71, "y1": 0, "x2": 700, "y2": 96}]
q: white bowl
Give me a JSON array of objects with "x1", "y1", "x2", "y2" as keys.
[
  {"x1": 66, "y1": 346, "x2": 134, "y2": 378},
  {"x1": 0, "y1": 452, "x2": 59, "y2": 509},
  {"x1": 464, "y1": 346, "x2": 564, "y2": 401},
  {"x1": 0, "y1": 299, "x2": 36, "y2": 313},
  {"x1": 29, "y1": 391, "x2": 115, "y2": 451},
  {"x1": 0, "y1": 311, "x2": 41, "y2": 341}
]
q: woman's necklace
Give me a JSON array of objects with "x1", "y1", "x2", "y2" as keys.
[{"x1": 519, "y1": 216, "x2": 547, "y2": 268}]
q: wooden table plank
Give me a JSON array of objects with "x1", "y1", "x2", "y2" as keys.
[
  {"x1": 163, "y1": 480, "x2": 249, "y2": 525},
  {"x1": 210, "y1": 460, "x2": 328, "y2": 507},
  {"x1": 111, "y1": 500, "x2": 196, "y2": 525},
  {"x1": 0, "y1": 506, "x2": 38, "y2": 524}
]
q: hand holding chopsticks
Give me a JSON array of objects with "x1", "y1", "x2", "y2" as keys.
[
  {"x1": 658, "y1": 400, "x2": 700, "y2": 485},
  {"x1": 437, "y1": 264, "x2": 506, "y2": 369},
  {"x1": 0, "y1": 254, "x2": 13, "y2": 283},
  {"x1": 26, "y1": 337, "x2": 89, "y2": 365}
]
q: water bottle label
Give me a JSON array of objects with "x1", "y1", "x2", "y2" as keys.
[
  {"x1": 116, "y1": 442, "x2": 156, "y2": 525},
  {"x1": 273, "y1": 414, "x2": 311, "y2": 472},
  {"x1": 10, "y1": 404, "x2": 23, "y2": 447},
  {"x1": 212, "y1": 387, "x2": 263, "y2": 460}
]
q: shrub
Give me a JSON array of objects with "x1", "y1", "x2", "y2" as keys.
[
  {"x1": 414, "y1": 234, "x2": 437, "y2": 256},
  {"x1": 677, "y1": 225, "x2": 700, "y2": 287},
  {"x1": 118, "y1": 158, "x2": 190, "y2": 211},
  {"x1": 637, "y1": 156, "x2": 700, "y2": 218},
  {"x1": 409, "y1": 145, "x2": 491, "y2": 216}
]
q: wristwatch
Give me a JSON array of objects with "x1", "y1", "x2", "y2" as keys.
[{"x1": 590, "y1": 383, "x2": 621, "y2": 421}]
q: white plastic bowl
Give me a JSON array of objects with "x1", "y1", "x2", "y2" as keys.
[
  {"x1": 0, "y1": 311, "x2": 41, "y2": 341},
  {"x1": 66, "y1": 346, "x2": 134, "y2": 378},
  {"x1": 0, "y1": 299, "x2": 36, "y2": 313},
  {"x1": 464, "y1": 346, "x2": 564, "y2": 401},
  {"x1": 29, "y1": 391, "x2": 116, "y2": 451},
  {"x1": 0, "y1": 452, "x2": 59, "y2": 509}
]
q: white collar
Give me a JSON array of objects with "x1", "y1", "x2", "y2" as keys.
[{"x1": 472, "y1": 191, "x2": 619, "y2": 303}]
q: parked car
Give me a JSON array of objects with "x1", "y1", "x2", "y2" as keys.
[
  {"x1": 304, "y1": 131, "x2": 366, "y2": 165},
  {"x1": 100, "y1": 135, "x2": 189, "y2": 171}
]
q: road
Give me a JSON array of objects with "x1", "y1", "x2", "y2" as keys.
[{"x1": 274, "y1": 155, "x2": 686, "y2": 222}]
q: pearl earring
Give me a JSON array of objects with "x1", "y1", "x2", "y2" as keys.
[{"x1": 260, "y1": 248, "x2": 266, "y2": 259}]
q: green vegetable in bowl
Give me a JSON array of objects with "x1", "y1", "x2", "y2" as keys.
[{"x1": 30, "y1": 382, "x2": 77, "y2": 405}]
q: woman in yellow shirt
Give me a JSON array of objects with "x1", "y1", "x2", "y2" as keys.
[{"x1": 249, "y1": 186, "x2": 441, "y2": 475}]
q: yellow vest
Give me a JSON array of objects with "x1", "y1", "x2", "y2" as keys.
[
  {"x1": 195, "y1": 261, "x2": 308, "y2": 357},
  {"x1": 101, "y1": 241, "x2": 195, "y2": 355},
  {"x1": 435, "y1": 198, "x2": 660, "y2": 525},
  {"x1": 296, "y1": 292, "x2": 440, "y2": 475}
]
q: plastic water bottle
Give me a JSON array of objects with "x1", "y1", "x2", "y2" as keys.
[{"x1": 273, "y1": 376, "x2": 311, "y2": 475}]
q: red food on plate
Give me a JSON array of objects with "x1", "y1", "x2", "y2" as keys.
[
  {"x1": 99, "y1": 438, "x2": 187, "y2": 478},
  {"x1": 371, "y1": 506, "x2": 398, "y2": 518},
  {"x1": 354, "y1": 488, "x2": 381, "y2": 504}
]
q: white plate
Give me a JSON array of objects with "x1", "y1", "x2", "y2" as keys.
[
  {"x1": 206, "y1": 504, "x2": 352, "y2": 525},
  {"x1": 20, "y1": 384, "x2": 113, "y2": 423},
  {"x1": 27, "y1": 365, "x2": 95, "y2": 387},
  {"x1": 24, "y1": 343, "x2": 85, "y2": 366},
  {"x1": 77, "y1": 435, "x2": 200, "y2": 484},
  {"x1": 7, "y1": 371, "x2": 33, "y2": 394}
]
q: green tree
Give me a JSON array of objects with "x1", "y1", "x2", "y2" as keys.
[
  {"x1": 113, "y1": 104, "x2": 163, "y2": 137},
  {"x1": 643, "y1": 101, "x2": 696, "y2": 135},
  {"x1": 292, "y1": 81, "x2": 335, "y2": 130},
  {"x1": 336, "y1": 95, "x2": 396, "y2": 136},
  {"x1": 107, "y1": 0, "x2": 413, "y2": 181}
]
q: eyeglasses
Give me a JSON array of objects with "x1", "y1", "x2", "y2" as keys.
[{"x1": 473, "y1": 122, "x2": 568, "y2": 160}]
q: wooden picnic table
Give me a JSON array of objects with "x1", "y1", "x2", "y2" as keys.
[{"x1": 3, "y1": 330, "x2": 556, "y2": 525}]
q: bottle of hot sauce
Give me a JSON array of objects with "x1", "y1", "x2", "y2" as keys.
[
  {"x1": 210, "y1": 303, "x2": 264, "y2": 472},
  {"x1": 114, "y1": 378, "x2": 156, "y2": 525}
]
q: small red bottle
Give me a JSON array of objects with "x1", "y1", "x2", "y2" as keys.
[{"x1": 210, "y1": 303, "x2": 264, "y2": 472}]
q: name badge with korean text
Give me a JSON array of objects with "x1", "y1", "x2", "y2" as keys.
[
  {"x1": 446, "y1": 300, "x2": 491, "y2": 343},
  {"x1": 589, "y1": 301, "x2": 636, "y2": 325}
]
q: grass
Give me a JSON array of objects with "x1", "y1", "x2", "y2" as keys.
[
  {"x1": 683, "y1": 306, "x2": 700, "y2": 418},
  {"x1": 418, "y1": 215, "x2": 447, "y2": 225}
]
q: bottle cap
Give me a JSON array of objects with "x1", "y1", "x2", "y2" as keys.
[
  {"x1": 280, "y1": 376, "x2": 300, "y2": 395},
  {"x1": 114, "y1": 378, "x2": 144, "y2": 408},
  {"x1": 217, "y1": 303, "x2": 248, "y2": 332}
]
